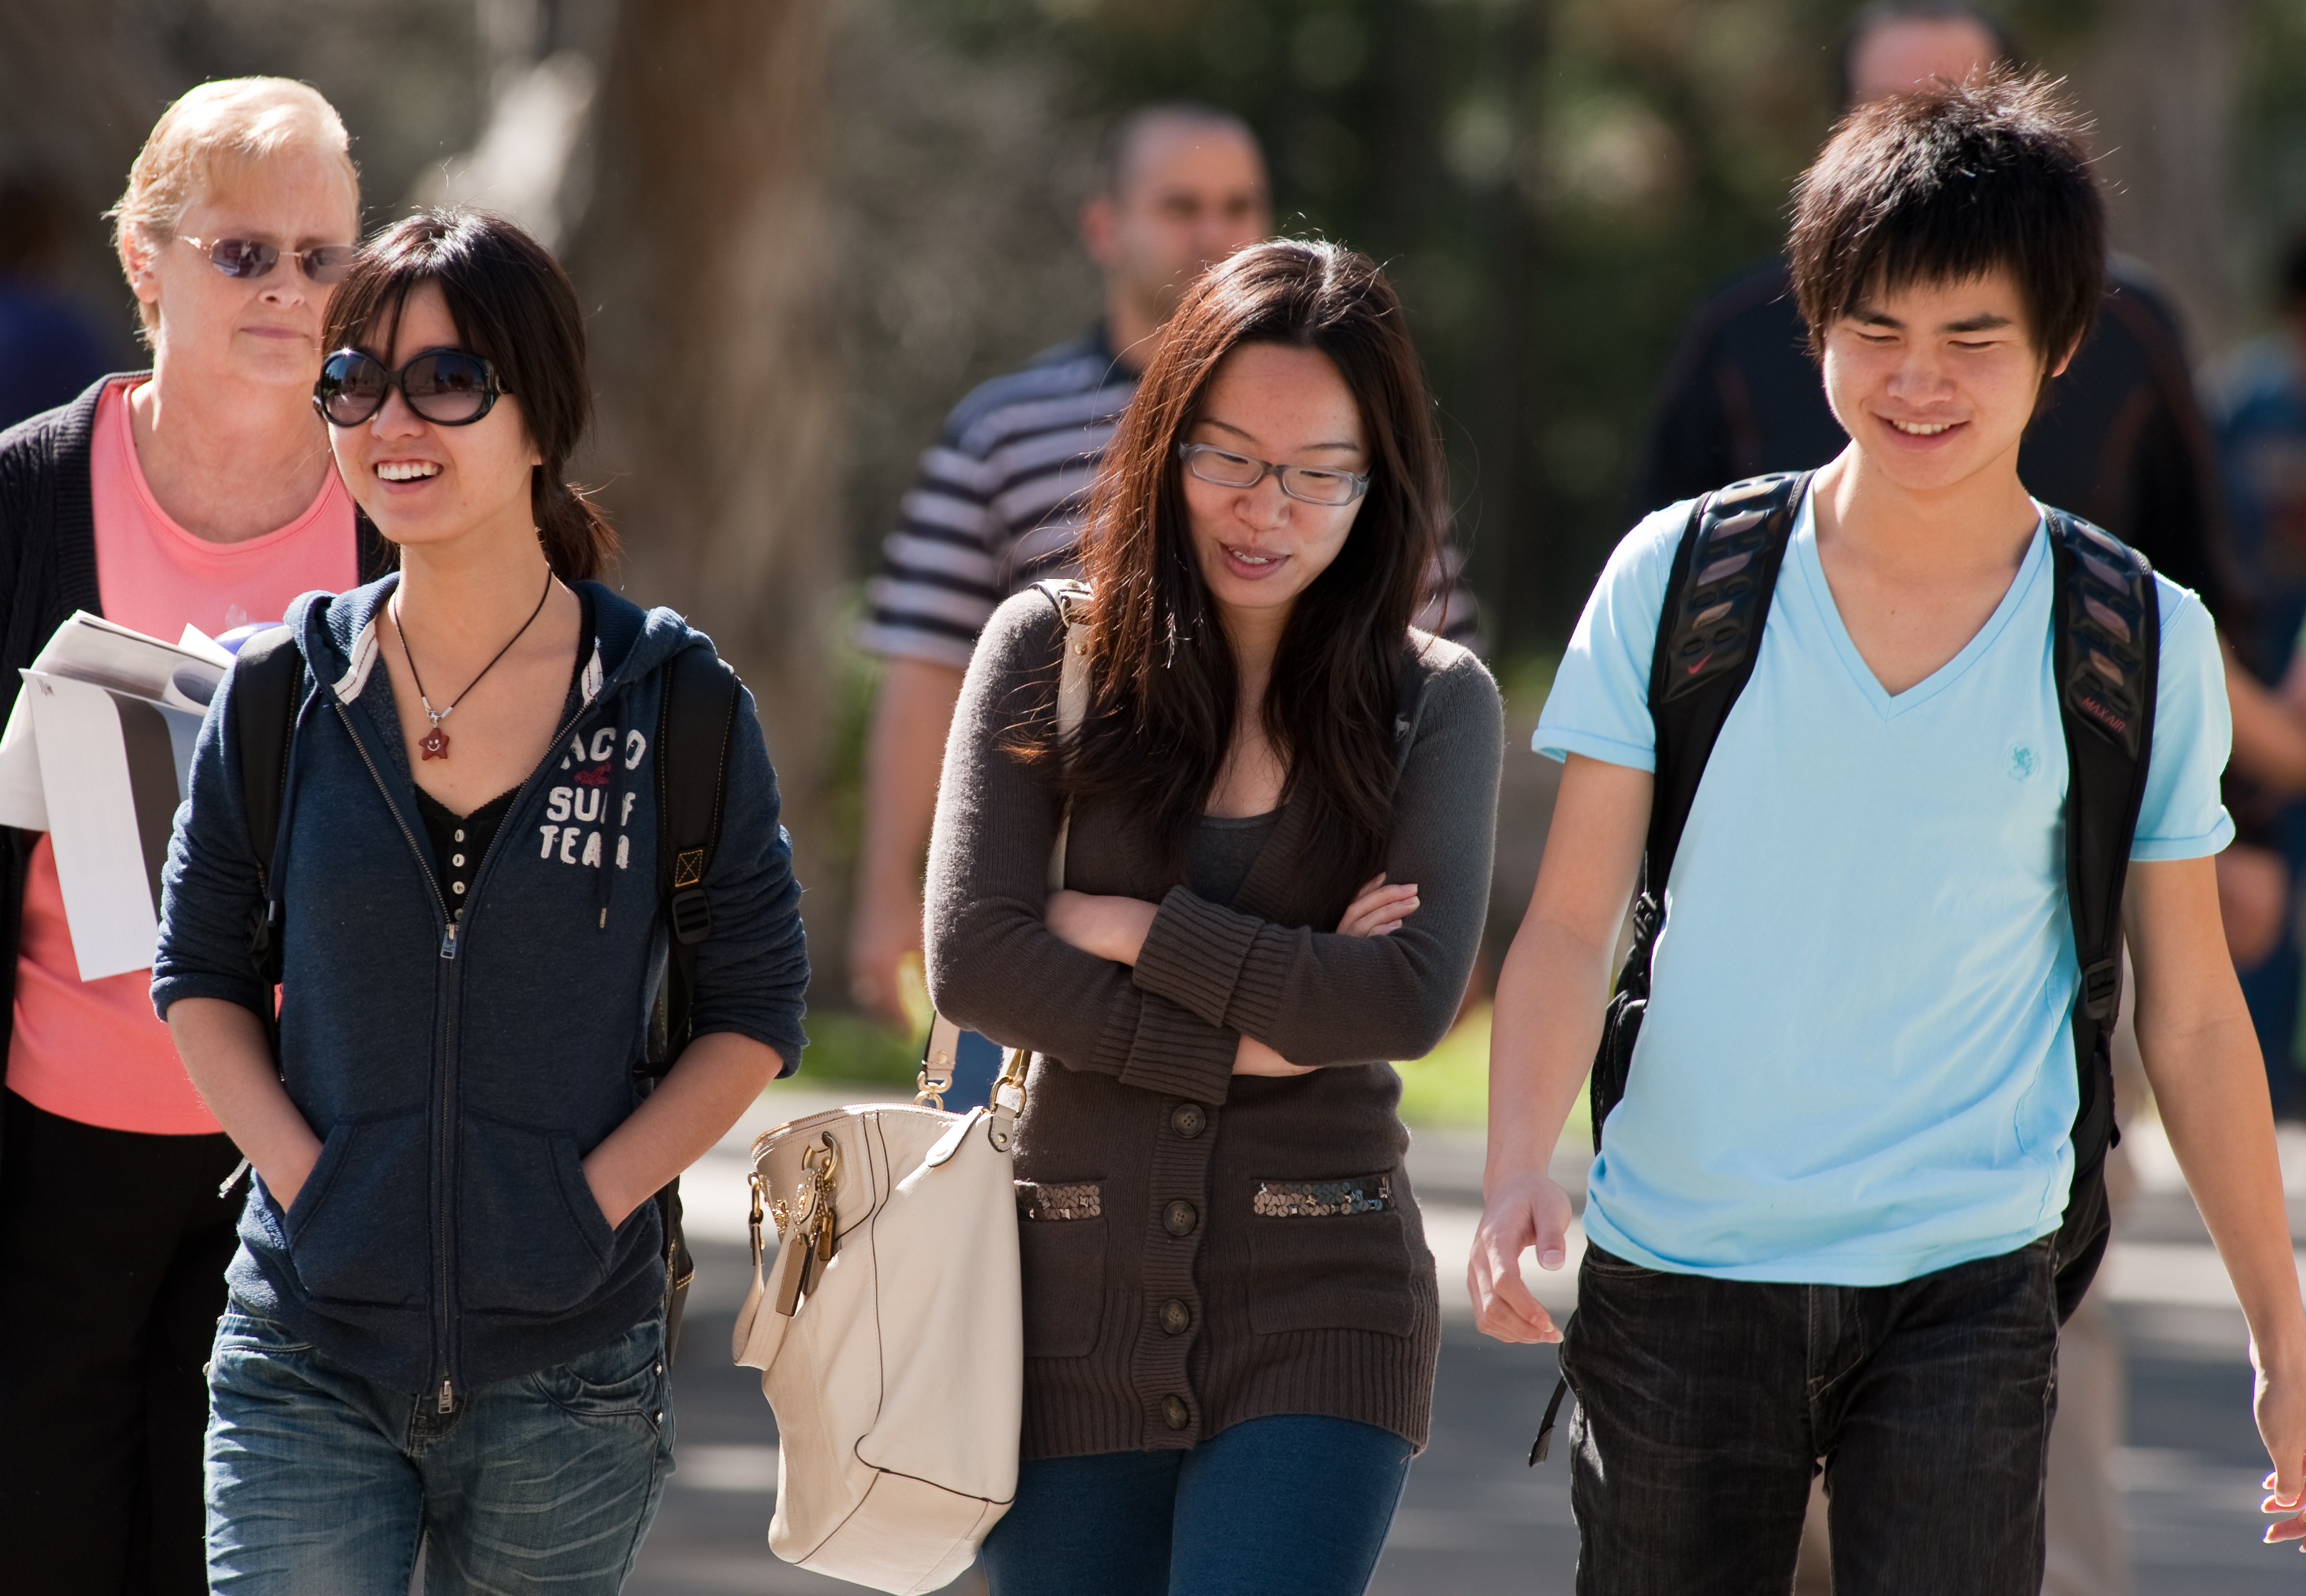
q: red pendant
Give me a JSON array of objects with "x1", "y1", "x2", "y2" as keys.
[{"x1": 420, "y1": 726, "x2": 450, "y2": 761}]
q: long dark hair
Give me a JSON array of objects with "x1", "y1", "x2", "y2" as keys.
[
  {"x1": 1036, "y1": 239, "x2": 1447, "y2": 913},
  {"x1": 321, "y1": 208, "x2": 618, "y2": 582}
]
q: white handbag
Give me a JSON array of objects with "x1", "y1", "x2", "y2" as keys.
[{"x1": 731, "y1": 583, "x2": 1088, "y2": 1593}]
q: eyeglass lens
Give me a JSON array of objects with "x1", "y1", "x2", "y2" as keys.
[
  {"x1": 1184, "y1": 446, "x2": 1362, "y2": 506},
  {"x1": 203, "y1": 238, "x2": 355, "y2": 285},
  {"x1": 318, "y1": 351, "x2": 496, "y2": 427}
]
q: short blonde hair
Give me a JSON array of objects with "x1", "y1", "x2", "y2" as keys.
[{"x1": 111, "y1": 78, "x2": 361, "y2": 331}]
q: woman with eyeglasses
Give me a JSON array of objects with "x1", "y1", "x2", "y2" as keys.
[
  {"x1": 153, "y1": 209, "x2": 808, "y2": 1592},
  {"x1": 0, "y1": 79, "x2": 383, "y2": 1596},
  {"x1": 925, "y1": 239, "x2": 1502, "y2": 1595}
]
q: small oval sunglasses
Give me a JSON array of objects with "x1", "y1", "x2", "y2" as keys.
[
  {"x1": 179, "y1": 235, "x2": 355, "y2": 285},
  {"x1": 315, "y1": 348, "x2": 506, "y2": 428},
  {"x1": 1176, "y1": 442, "x2": 1371, "y2": 506}
]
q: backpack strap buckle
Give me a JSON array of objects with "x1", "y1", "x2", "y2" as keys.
[
  {"x1": 669, "y1": 886, "x2": 712, "y2": 945},
  {"x1": 2080, "y1": 956, "x2": 2120, "y2": 1021}
]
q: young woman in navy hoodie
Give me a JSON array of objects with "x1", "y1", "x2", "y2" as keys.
[{"x1": 153, "y1": 210, "x2": 809, "y2": 1593}]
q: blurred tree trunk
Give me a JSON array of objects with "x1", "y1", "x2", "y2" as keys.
[
  {"x1": 566, "y1": 0, "x2": 844, "y2": 991},
  {"x1": 2079, "y1": 0, "x2": 2239, "y2": 353}
]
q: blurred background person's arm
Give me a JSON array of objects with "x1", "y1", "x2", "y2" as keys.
[{"x1": 850, "y1": 656, "x2": 964, "y2": 1026}]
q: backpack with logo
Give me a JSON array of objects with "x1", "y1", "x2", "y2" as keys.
[
  {"x1": 225, "y1": 626, "x2": 740, "y2": 1357},
  {"x1": 1530, "y1": 470, "x2": 2158, "y2": 1463}
]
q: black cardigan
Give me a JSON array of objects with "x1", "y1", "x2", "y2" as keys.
[{"x1": 0, "y1": 374, "x2": 391, "y2": 1145}]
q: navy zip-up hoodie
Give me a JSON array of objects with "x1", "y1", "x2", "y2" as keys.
[{"x1": 154, "y1": 576, "x2": 808, "y2": 1400}]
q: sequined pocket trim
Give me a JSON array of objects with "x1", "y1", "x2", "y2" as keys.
[
  {"x1": 1251, "y1": 1173, "x2": 1392, "y2": 1218},
  {"x1": 1016, "y1": 1181, "x2": 1102, "y2": 1221}
]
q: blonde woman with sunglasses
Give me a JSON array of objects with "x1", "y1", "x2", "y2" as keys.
[{"x1": 0, "y1": 79, "x2": 384, "y2": 1596}]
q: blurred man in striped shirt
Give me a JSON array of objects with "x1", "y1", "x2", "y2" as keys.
[{"x1": 850, "y1": 103, "x2": 1478, "y2": 1025}]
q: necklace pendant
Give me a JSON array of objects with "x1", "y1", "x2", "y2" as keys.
[{"x1": 420, "y1": 726, "x2": 450, "y2": 761}]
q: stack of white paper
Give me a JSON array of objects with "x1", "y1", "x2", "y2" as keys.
[{"x1": 0, "y1": 615, "x2": 236, "y2": 979}]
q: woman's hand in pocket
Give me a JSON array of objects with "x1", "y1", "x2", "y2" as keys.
[
  {"x1": 1336, "y1": 874, "x2": 1418, "y2": 937},
  {"x1": 264, "y1": 1142, "x2": 323, "y2": 1215}
]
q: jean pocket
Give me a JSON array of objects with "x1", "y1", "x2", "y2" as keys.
[
  {"x1": 284, "y1": 1112, "x2": 430, "y2": 1308},
  {"x1": 1017, "y1": 1183, "x2": 1105, "y2": 1358},
  {"x1": 1247, "y1": 1172, "x2": 1414, "y2": 1337},
  {"x1": 458, "y1": 1112, "x2": 615, "y2": 1317},
  {"x1": 213, "y1": 1305, "x2": 314, "y2": 1353},
  {"x1": 533, "y1": 1315, "x2": 665, "y2": 1418}
]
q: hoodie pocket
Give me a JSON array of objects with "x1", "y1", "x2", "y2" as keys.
[
  {"x1": 458, "y1": 1112, "x2": 617, "y2": 1317},
  {"x1": 283, "y1": 1112, "x2": 430, "y2": 1308}
]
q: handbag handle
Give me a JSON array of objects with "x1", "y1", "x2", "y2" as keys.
[{"x1": 916, "y1": 581, "x2": 1090, "y2": 1121}]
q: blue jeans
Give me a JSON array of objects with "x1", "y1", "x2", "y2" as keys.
[
  {"x1": 980, "y1": 1414, "x2": 1413, "y2": 1596},
  {"x1": 1559, "y1": 1238, "x2": 2060, "y2": 1595},
  {"x1": 203, "y1": 1305, "x2": 674, "y2": 1594}
]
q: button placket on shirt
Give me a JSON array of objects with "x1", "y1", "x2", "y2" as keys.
[{"x1": 1138, "y1": 1097, "x2": 1214, "y2": 1445}]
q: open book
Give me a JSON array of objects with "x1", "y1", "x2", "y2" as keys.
[{"x1": 0, "y1": 614, "x2": 240, "y2": 979}]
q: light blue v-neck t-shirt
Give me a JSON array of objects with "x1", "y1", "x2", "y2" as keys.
[{"x1": 1536, "y1": 488, "x2": 2233, "y2": 1285}]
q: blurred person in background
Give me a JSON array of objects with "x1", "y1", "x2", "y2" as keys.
[
  {"x1": 1626, "y1": 8, "x2": 2246, "y2": 1593},
  {"x1": 0, "y1": 79, "x2": 383, "y2": 1595},
  {"x1": 849, "y1": 104, "x2": 1479, "y2": 1100},
  {"x1": 1634, "y1": 1, "x2": 2230, "y2": 611},
  {"x1": 2213, "y1": 230, "x2": 2306, "y2": 1113},
  {"x1": 0, "y1": 174, "x2": 117, "y2": 429}
]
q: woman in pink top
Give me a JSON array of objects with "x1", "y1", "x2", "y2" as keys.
[{"x1": 0, "y1": 78, "x2": 383, "y2": 1596}]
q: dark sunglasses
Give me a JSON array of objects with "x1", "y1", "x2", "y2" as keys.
[
  {"x1": 315, "y1": 348, "x2": 506, "y2": 428},
  {"x1": 180, "y1": 235, "x2": 355, "y2": 285}
]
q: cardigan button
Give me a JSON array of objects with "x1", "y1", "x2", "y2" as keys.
[
  {"x1": 1159, "y1": 1298, "x2": 1191, "y2": 1335},
  {"x1": 1169, "y1": 1103, "x2": 1206, "y2": 1138},
  {"x1": 1161, "y1": 1394, "x2": 1190, "y2": 1430},
  {"x1": 1162, "y1": 1200, "x2": 1198, "y2": 1237}
]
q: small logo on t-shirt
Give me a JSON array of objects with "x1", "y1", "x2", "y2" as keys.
[{"x1": 2005, "y1": 740, "x2": 2039, "y2": 781}]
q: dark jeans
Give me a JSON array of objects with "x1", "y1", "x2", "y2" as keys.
[
  {"x1": 1558, "y1": 1237, "x2": 2060, "y2": 1596},
  {"x1": 981, "y1": 1414, "x2": 1414, "y2": 1596},
  {"x1": 0, "y1": 1090, "x2": 243, "y2": 1596}
]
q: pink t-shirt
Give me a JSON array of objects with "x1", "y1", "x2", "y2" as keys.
[{"x1": 6, "y1": 378, "x2": 358, "y2": 1133}]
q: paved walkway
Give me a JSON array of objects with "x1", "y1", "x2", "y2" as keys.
[{"x1": 627, "y1": 1085, "x2": 2306, "y2": 1594}]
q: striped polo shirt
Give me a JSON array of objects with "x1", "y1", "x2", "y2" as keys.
[{"x1": 860, "y1": 327, "x2": 1481, "y2": 669}]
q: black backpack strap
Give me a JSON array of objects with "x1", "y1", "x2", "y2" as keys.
[
  {"x1": 1644, "y1": 471, "x2": 1811, "y2": 892},
  {"x1": 650, "y1": 641, "x2": 743, "y2": 1069},
  {"x1": 1540, "y1": 468, "x2": 1809, "y2": 1470},
  {"x1": 227, "y1": 626, "x2": 306, "y2": 1001},
  {"x1": 2045, "y1": 509, "x2": 2158, "y2": 1319},
  {"x1": 645, "y1": 640, "x2": 742, "y2": 1360},
  {"x1": 1587, "y1": 471, "x2": 1810, "y2": 1146}
]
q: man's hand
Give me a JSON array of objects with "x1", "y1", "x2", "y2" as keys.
[
  {"x1": 852, "y1": 656, "x2": 965, "y2": 1029},
  {"x1": 848, "y1": 885, "x2": 924, "y2": 1030},
  {"x1": 2260, "y1": 1341, "x2": 2306, "y2": 1547},
  {"x1": 1469, "y1": 1168, "x2": 1574, "y2": 1343}
]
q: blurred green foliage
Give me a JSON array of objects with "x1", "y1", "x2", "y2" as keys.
[{"x1": 800, "y1": 1006, "x2": 930, "y2": 1090}]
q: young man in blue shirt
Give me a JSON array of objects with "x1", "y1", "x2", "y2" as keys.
[{"x1": 1474, "y1": 72, "x2": 2306, "y2": 1592}]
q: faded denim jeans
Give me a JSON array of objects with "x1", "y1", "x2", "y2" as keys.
[
  {"x1": 1558, "y1": 1237, "x2": 2060, "y2": 1596},
  {"x1": 203, "y1": 1304, "x2": 674, "y2": 1594}
]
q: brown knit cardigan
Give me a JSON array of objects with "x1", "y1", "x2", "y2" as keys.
[{"x1": 925, "y1": 589, "x2": 1503, "y2": 1458}]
